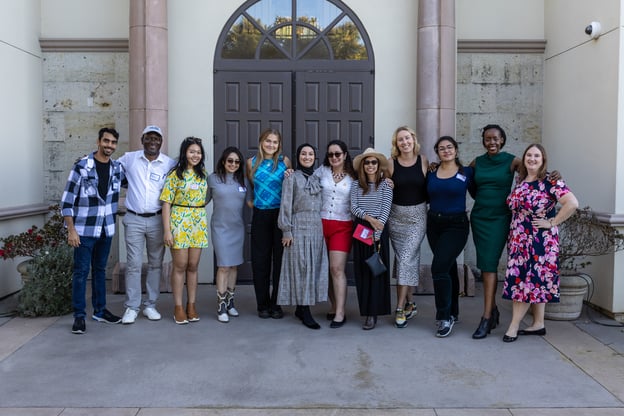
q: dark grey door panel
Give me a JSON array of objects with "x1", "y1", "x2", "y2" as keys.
[
  {"x1": 296, "y1": 71, "x2": 373, "y2": 157},
  {"x1": 213, "y1": 71, "x2": 292, "y2": 281}
]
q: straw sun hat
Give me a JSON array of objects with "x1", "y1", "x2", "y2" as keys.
[{"x1": 353, "y1": 147, "x2": 388, "y2": 171}]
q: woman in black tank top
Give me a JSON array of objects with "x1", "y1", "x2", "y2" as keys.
[{"x1": 386, "y1": 126, "x2": 429, "y2": 328}]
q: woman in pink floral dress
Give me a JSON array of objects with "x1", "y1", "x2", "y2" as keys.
[{"x1": 502, "y1": 144, "x2": 578, "y2": 342}]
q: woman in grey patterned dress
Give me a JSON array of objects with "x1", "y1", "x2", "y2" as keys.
[
  {"x1": 387, "y1": 126, "x2": 429, "y2": 328},
  {"x1": 277, "y1": 144, "x2": 329, "y2": 329},
  {"x1": 206, "y1": 147, "x2": 249, "y2": 323}
]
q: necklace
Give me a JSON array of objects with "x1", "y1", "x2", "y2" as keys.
[{"x1": 332, "y1": 170, "x2": 346, "y2": 181}]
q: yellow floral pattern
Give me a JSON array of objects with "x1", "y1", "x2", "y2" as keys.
[{"x1": 160, "y1": 170, "x2": 209, "y2": 248}]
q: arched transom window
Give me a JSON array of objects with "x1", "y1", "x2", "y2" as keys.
[{"x1": 220, "y1": 0, "x2": 371, "y2": 61}]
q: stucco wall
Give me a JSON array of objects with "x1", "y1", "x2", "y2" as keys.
[
  {"x1": 457, "y1": 0, "x2": 544, "y2": 39},
  {"x1": 40, "y1": 0, "x2": 128, "y2": 38},
  {"x1": 0, "y1": 0, "x2": 44, "y2": 296},
  {"x1": 543, "y1": 0, "x2": 623, "y2": 314}
]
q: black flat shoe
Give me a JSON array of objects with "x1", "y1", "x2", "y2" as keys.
[
  {"x1": 329, "y1": 317, "x2": 346, "y2": 328},
  {"x1": 472, "y1": 317, "x2": 491, "y2": 339},
  {"x1": 503, "y1": 334, "x2": 518, "y2": 343},
  {"x1": 518, "y1": 328, "x2": 546, "y2": 336},
  {"x1": 326, "y1": 313, "x2": 336, "y2": 321}
]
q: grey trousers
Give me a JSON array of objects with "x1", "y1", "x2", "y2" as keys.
[{"x1": 122, "y1": 212, "x2": 165, "y2": 310}]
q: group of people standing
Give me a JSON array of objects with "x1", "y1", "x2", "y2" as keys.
[{"x1": 61, "y1": 123, "x2": 578, "y2": 342}]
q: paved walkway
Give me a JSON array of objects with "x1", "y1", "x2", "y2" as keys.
[{"x1": 0, "y1": 284, "x2": 623, "y2": 415}]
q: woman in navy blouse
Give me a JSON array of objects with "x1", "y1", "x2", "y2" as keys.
[{"x1": 426, "y1": 136, "x2": 473, "y2": 338}]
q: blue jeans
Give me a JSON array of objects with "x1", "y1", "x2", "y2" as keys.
[
  {"x1": 426, "y1": 212, "x2": 469, "y2": 321},
  {"x1": 72, "y1": 234, "x2": 113, "y2": 318}
]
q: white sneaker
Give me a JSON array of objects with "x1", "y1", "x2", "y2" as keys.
[
  {"x1": 218, "y1": 310, "x2": 229, "y2": 323},
  {"x1": 122, "y1": 308, "x2": 138, "y2": 324},
  {"x1": 142, "y1": 307, "x2": 162, "y2": 321}
]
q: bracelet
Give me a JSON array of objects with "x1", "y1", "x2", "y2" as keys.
[{"x1": 549, "y1": 218, "x2": 556, "y2": 227}]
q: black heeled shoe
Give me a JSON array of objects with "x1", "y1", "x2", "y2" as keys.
[
  {"x1": 362, "y1": 315, "x2": 377, "y2": 330},
  {"x1": 295, "y1": 305, "x2": 304, "y2": 321},
  {"x1": 472, "y1": 317, "x2": 492, "y2": 339},
  {"x1": 503, "y1": 334, "x2": 518, "y2": 343},
  {"x1": 326, "y1": 313, "x2": 336, "y2": 321},
  {"x1": 300, "y1": 306, "x2": 321, "y2": 330},
  {"x1": 491, "y1": 306, "x2": 500, "y2": 330}
]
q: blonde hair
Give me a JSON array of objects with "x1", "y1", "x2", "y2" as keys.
[
  {"x1": 248, "y1": 128, "x2": 283, "y2": 182},
  {"x1": 391, "y1": 126, "x2": 420, "y2": 159}
]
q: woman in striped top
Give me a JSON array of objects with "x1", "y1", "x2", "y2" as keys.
[{"x1": 350, "y1": 148, "x2": 393, "y2": 330}]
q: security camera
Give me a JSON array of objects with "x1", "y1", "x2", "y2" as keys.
[{"x1": 585, "y1": 21, "x2": 602, "y2": 39}]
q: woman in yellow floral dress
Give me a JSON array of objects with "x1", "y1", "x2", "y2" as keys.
[{"x1": 161, "y1": 137, "x2": 209, "y2": 324}]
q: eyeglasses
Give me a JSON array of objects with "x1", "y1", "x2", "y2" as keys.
[
  {"x1": 184, "y1": 137, "x2": 202, "y2": 144},
  {"x1": 327, "y1": 152, "x2": 343, "y2": 159},
  {"x1": 437, "y1": 145, "x2": 455, "y2": 152},
  {"x1": 363, "y1": 159, "x2": 378, "y2": 166},
  {"x1": 226, "y1": 158, "x2": 241, "y2": 165}
]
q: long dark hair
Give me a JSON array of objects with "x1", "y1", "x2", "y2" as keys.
[
  {"x1": 434, "y1": 136, "x2": 464, "y2": 174},
  {"x1": 356, "y1": 156, "x2": 383, "y2": 195},
  {"x1": 216, "y1": 146, "x2": 245, "y2": 187},
  {"x1": 322, "y1": 139, "x2": 356, "y2": 178},
  {"x1": 172, "y1": 136, "x2": 206, "y2": 180}
]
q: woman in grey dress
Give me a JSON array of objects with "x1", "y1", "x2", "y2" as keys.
[
  {"x1": 206, "y1": 147, "x2": 249, "y2": 323},
  {"x1": 277, "y1": 144, "x2": 329, "y2": 329}
]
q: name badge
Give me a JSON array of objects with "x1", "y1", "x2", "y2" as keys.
[
  {"x1": 456, "y1": 173, "x2": 466, "y2": 182},
  {"x1": 190, "y1": 183, "x2": 199, "y2": 190},
  {"x1": 150, "y1": 173, "x2": 161, "y2": 181},
  {"x1": 238, "y1": 186, "x2": 246, "y2": 192}
]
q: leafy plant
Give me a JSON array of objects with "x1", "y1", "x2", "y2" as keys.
[
  {"x1": 17, "y1": 244, "x2": 73, "y2": 317},
  {"x1": 0, "y1": 205, "x2": 66, "y2": 260},
  {"x1": 559, "y1": 206, "x2": 624, "y2": 273}
]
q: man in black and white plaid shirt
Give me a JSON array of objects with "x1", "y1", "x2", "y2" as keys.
[{"x1": 61, "y1": 127, "x2": 126, "y2": 334}]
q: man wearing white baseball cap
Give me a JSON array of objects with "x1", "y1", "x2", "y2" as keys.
[{"x1": 117, "y1": 125, "x2": 176, "y2": 324}]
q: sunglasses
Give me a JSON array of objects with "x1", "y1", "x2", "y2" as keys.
[
  {"x1": 363, "y1": 159, "x2": 378, "y2": 166},
  {"x1": 226, "y1": 158, "x2": 241, "y2": 165},
  {"x1": 327, "y1": 152, "x2": 343, "y2": 159},
  {"x1": 184, "y1": 137, "x2": 202, "y2": 144}
]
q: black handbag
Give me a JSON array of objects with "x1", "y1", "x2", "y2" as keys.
[{"x1": 365, "y1": 241, "x2": 387, "y2": 276}]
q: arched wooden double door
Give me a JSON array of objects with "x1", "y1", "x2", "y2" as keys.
[{"x1": 214, "y1": 0, "x2": 375, "y2": 281}]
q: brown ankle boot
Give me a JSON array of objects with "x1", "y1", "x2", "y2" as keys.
[
  {"x1": 174, "y1": 305, "x2": 188, "y2": 325},
  {"x1": 186, "y1": 302, "x2": 200, "y2": 322}
]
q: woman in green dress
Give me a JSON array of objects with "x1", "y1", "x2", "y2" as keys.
[{"x1": 470, "y1": 125, "x2": 520, "y2": 339}]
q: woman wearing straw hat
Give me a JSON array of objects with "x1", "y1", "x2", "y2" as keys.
[{"x1": 350, "y1": 148, "x2": 393, "y2": 330}]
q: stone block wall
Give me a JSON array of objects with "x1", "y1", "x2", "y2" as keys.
[
  {"x1": 42, "y1": 51, "x2": 129, "y2": 277},
  {"x1": 42, "y1": 52, "x2": 129, "y2": 205},
  {"x1": 456, "y1": 51, "x2": 544, "y2": 276}
]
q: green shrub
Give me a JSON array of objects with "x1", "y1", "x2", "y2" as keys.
[{"x1": 18, "y1": 244, "x2": 73, "y2": 317}]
